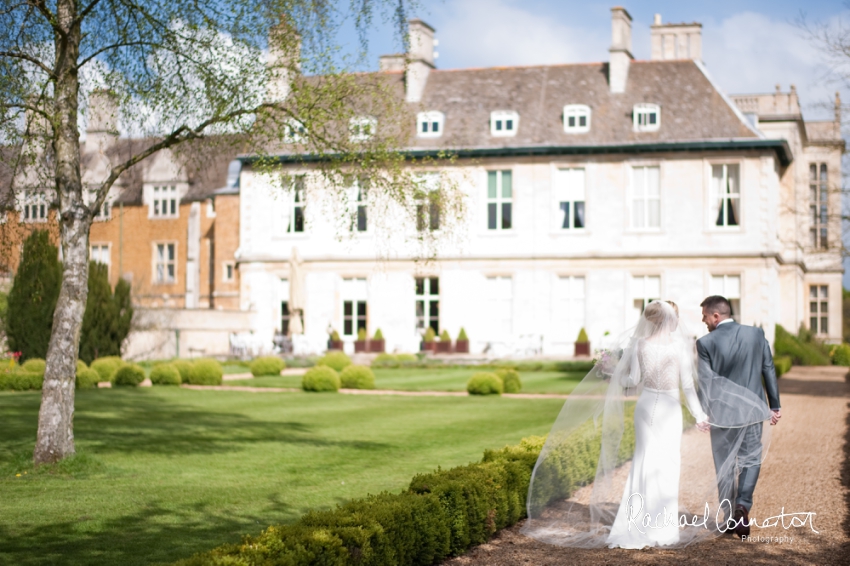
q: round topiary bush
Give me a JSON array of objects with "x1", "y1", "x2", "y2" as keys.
[
  {"x1": 91, "y1": 356, "x2": 124, "y2": 383},
  {"x1": 396, "y1": 353, "x2": 418, "y2": 362},
  {"x1": 302, "y1": 366, "x2": 341, "y2": 392},
  {"x1": 114, "y1": 364, "x2": 146, "y2": 387},
  {"x1": 339, "y1": 365, "x2": 376, "y2": 389},
  {"x1": 171, "y1": 360, "x2": 193, "y2": 383},
  {"x1": 22, "y1": 358, "x2": 46, "y2": 375},
  {"x1": 317, "y1": 351, "x2": 352, "y2": 372},
  {"x1": 187, "y1": 359, "x2": 223, "y2": 385},
  {"x1": 150, "y1": 363, "x2": 182, "y2": 386},
  {"x1": 76, "y1": 368, "x2": 101, "y2": 390},
  {"x1": 496, "y1": 368, "x2": 522, "y2": 393},
  {"x1": 250, "y1": 356, "x2": 286, "y2": 377},
  {"x1": 467, "y1": 372, "x2": 503, "y2": 395},
  {"x1": 76, "y1": 360, "x2": 88, "y2": 375}
]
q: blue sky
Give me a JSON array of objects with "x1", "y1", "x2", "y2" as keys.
[{"x1": 336, "y1": 0, "x2": 848, "y2": 120}]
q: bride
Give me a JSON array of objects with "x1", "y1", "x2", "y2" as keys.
[{"x1": 521, "y1": 299, "x2": 772, "y2": 549}]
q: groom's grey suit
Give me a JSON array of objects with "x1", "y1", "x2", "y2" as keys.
[{"x1": 696, "y1": 320, "x2": 781, "y2": 511}]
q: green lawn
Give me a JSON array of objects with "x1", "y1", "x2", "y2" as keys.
[
  {"x1": 0, "y1": 388, "x2": 564, "y2": 566},
  {"x1": 231, "y1": 368, "x2": 586, "y2": 394}
]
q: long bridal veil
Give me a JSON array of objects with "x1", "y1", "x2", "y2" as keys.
[{"x1": 520, "y1": 300, "x2": 773, "y2": 548}]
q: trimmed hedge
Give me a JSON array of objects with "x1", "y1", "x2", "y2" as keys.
[
  {"x1": 150, "y1": 364, "x2": 182, "y2": 386},
  {"x1": 340, "y1": 365, "x2": 376, "y2": 389},
  {"x1": 114, "y1": 364, "x2": 145, "y2": 387},
  {"x1": 76, "y1": 368, "x2": 101, "y2": 389},
  {"x1": 495, "y1": 369, "x2": 522, "y2": 393},
  {"x1": 830, "y1": 343, "x2": 850, "y2": 367},
  {"x1": 302, "y1": 366, "x2": 341, "y2": 392},
  {"x1": 317, "y1": 351, "x2": 352, "y2": 372},
  {"x1": 774, "y1": 355, "x2": 792, "y2": 377},
  {"x1": 171, "y1": 360, "x2": 193, "y2": 383},
  {"x1": 22, "y1": 358, "x2": 46, "y2": 375},
  {"x1": 91, "y1": 356, "x2": 124, "y2": 383},
  {"x1": 0, "y1": 370, "x2": 43, "y2": 391},
  {"x1": 187, "y1": 359, "x2": 223, "y2": 386},
  {"x1": 466, "y1": 372, "x2": 503, "y2": 395},
  {"x1": 250, "y1": 356, "x2": 286, "y2": 377},
  {"x1": 371, "y1": 353, "x2": 419, "y2": 369},
  {"x1": 774, "y1": 325, "x2": 830, "y2": 366}
]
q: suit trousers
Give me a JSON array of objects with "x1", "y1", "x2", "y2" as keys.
[{"x1": 709, "y1": 422, "x2": 764, "y2": 512}]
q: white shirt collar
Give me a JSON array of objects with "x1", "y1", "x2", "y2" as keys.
[{"x1": 717, "y1": 318, "x2": 734, "y2": 326}]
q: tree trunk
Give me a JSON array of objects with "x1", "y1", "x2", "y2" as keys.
[{"x1": 33, "y1": 0, "x2": 89, "y2": 465}]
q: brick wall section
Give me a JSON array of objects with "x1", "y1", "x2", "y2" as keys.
[{"x1": 211, "y1": 194, "x2": 240, "y2": 310}]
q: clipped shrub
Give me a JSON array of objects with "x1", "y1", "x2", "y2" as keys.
[
  {"x1": 774, "y1": 355, "x2": 792, "y2": 377},
  {"x1": 76, "y1": 360, "x2": 88, "y2": 375},
  {"x1": 423, "y1": 326, "x2": 436, "y2": 343},
  {"x1": 831, "y1": 343, "x2": 850, "y2": 366},
  {"x1": 22, "y1": 358, "x2": 46, "y2": 375},
  {"x1": 467, "y1": 372, "x2": 503, "y2": 395},
  {"x1": 457, "y1": 327, "x2": 468, "y2": 340},
  {"x1": 0, "y1": 369, "x2": 43, "y2": 391},
  {"x1": 439, "y1": 329, "x2": 451, "y2": 342},
  {"x1": 373, "y1": 328, "x2": 384, "y2": 340},
  {"x1": 317, "y1": 351, "x2": 351, "y2": 372},
  {"x1": 90, "y1": 357, "x2": 123, "y2": 383},
  {"x1": 150, "y1": 364, "x2": 182, "y2": 386},
  {"x1": 76, "y1": 368, "x2": 101, "y2": 390},
  {"x1": 774, "y1": 325, "x2": 830, "y2": 366},
  {"x1": 340, "y1": 365, "x2": 376, "y2": 389},
  {"x1": 187, "y1": 359, "x2": 223, "y2": 386},
  {"x1": 396, "y1": 353, "x2": 418, "y2": 362},
  {"x1": 114, "y1": 364, "x2": 145, "y2": 387},
  {"x1": 576, "y1": 327, "x2": 589, "y2": 343},
  {"x1": 250, "y1": 356, "x2": 286, "y2": 377},
  {"x1": 330, "y1": 330, "x2": 341, "y2": 341},
  {"x1": 357, "y1": 327, "x2": 367, "y2": 341},
  {"x1": 171, "y1": 360, "x2": 193, "y2": 383},
  {"x1": 555, "y1": 360, "x2": 596, "y2": 373},
  {"x1": 302, "y1": 366, "x2": 341, "y2": 392},
  {"x1": 496, "y1": 368, "x2": 522, "y2": 393}
]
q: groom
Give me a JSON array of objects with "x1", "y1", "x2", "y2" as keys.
[{"x1": 696, "y1": 295, "x2": 782, "y2": 538}]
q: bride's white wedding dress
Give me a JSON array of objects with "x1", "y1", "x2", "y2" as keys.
[{"x1": 605, "y1": 337, "x2": 709, "y2": 549}]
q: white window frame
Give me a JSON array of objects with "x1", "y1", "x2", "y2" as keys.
[
  {"x1": 345, "y1": 176, "x2": 369, "y2": 233},
  {"x1": 349, "y1": 116, "x2": 377, "y2": 142},
  {"x1": 553, "y1": 275, "x2": 586, "y2": 347},
  {"x1": 90, "y1": 243, "x2": 111, "y2": 278},
  {"x1": 710, "y1": 163, "x2": 741, "y2": 229},
  {"x1": 222, "y1": 261, "x2": 235, "y2": 283},
  {"x1": 631, "y1": 275, "x2": 661, "y2": 324},
  {"x1": 20, "y1": 194, "x2": 48, "y2": 223},
  {"x1": 490, "y1": 110, "x2": 519, "y2": 137},
  {"x1": 153, "y1": 242, "x2": 177, "y2": 284},
  {"x1": 414, "y1": 172, "x2": 441, "y2": 232},
  {"x1": 149, "y1": 185, "x2": 179, "y2": 218},
  {"x1": 554, "y1": 168, "x2": 586, "y2": 230},
  {"x1": 810, "y1": 163, "x2": 829, "y2": 250},
  {"x1": 486, "y1": 170, "x2": 513, "y2": 231},
  {"x1": 416, "y1": 111, "x2": 444, "y2": 138},
  {"x1": 809, "y1": 284, "x2": 829, "y2": 335},
  {"x1": 710, "y1": 274, "x2": 742, "y2": 323},
  {"x1": 415, "y1": 276, "x2": 440, "y2": 335},
  {"x1": 563, "y1": 105, "x2": 591, "y2": 133},
  {"x1": 629, "y1": 165, "x2": 661, "y2": 230},
  {"x1": 283, "y1": 118, "x2": 307, "y2": 144},
  {"x1": 341, "y1": 277, "x2": 368, "y2": 339},
  {"x1": 633, "y1": 103, "x2": 661, "y2": 132},
  {"x1": 273, "y1": 175, "x2": 306, "y2": 236},
  {"x1": 206, "y1": 198, "x2": 216, "y2": 218}
]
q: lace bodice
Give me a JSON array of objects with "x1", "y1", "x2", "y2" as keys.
[{"x1": 637, "y1": 340, "x2": 680, "y2": 390}]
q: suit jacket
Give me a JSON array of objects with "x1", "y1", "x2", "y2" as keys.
[{"x1": 696, "y1": 320, "x2": 781, "y2": 410}]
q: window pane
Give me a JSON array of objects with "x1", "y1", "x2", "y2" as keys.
[
  {"x1": 501, "y1": 171, "x2": 512, "y2": 198},
  {"x1": 343, "y1": 301, "x2": 352, "y2": 316},
  {"x1": 416, "y1": 300, "x2": 424, "y2": 318},
  {"x1": 429, "y1": 202, "x2": 440, "y2": 230},
  {"x1": 648, "y1": 199, "x2": 660, "y2": 227},
  {"x1": 168, "y1": 244, "x2": 175, "y2": 260},
  {"x1": 574, "y1": 201, "x2": 585, "y2": 228},
  {"x1": 579, "y1": 115, "x2": 586, "y2": 127},
  {"x1": 821, "y1": 317, "x2": 828, "y2": 334},
  {"x1": 501, "y1": 203, "x2": 512, "y2": 229},
  {"x1": 568, "y1": 116, "x2": 576, "y2": 127},
  {"x1": 560, "y1": 202, "x2": 570, "y2": 229},
  {"x1": 506, "y1": 119, "x2": 513, "y2": 130},
  {"x1": 429, "y1": 300, "x2": 439, "y2": 318},
  {"x1": 357, "y1": 301, "x2": 367, "y2": 316},
  {"x1": 820, "y1": 163, "x2": 827, "y2": 181},
  {"x1": 432, "y1": 121, "x2": 439, "y2": 132},
  {"x1": 344, "y1": 320, "x2": 353, "y2": 335},
  {"x1": 167, "y1": 264, "x2": 174, "y2": 279},
  {"x1": 646, "y1": 167, "x2": 660, "y2": 196},
  {"x1": 357, "y1": 206, "x2": 367, "y2": 231},
  {"x1": 487, "y1": 171, "x2": 497, "y2": 199},
  {"x1": 430, "y1": 277, "x2": 439, "y2": 295},
  {"x1": 820, "y1": 285, "x2": 828, "y2": 298},
  {"x1": 487, "y1": 203, "x2": 497, "y2": 229},
  {"x1": 634, "y1": 168, "x2": 646, "y2": 198},
  {"x1": 495, "y1": 120, "x2": 502, "y2": 131},
  {"x1": 170, "y1": 200, "x2": 176, "y2": 215},
  {"x1": 633, "y1": 200, "x2": 645, "y2": 228},
  {"x1": 415, "y1": 278, "x2": 424, "y2": 296}
]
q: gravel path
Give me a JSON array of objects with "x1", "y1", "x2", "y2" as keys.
[{"x1": 441, "y1": 366, "x2": 850, "y2": 566}]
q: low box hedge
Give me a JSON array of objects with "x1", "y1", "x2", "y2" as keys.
[
  {"x1": 150, "y1": 364, "x2": 182, "y2": 386},
  {"x1": 250, "y1": 356, "x2": 286, "y2": 377},
  {"x1": 0, "y1": 370, "x2": 43, "y2": 391},
  {"x1": 22, "y1": 358, "x2": 46, "y2": 375}
]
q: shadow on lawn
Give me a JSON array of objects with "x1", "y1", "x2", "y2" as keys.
[
  {"x1": 0, "y1": 390, "x2": 389, "y2": 458},
  {"x1": 0, "y1": 492, "x2": 299, "y2": 566}
]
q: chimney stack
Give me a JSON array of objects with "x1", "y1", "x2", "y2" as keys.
[
  {"x1": 608, "y1": 7, "x2": 633, "y2": 94},
  {"x1": 85, "y1": 89, "x2": 118, "y2": 150},
  {"x1": 650, "y1": 14, "x2": 702, "y2": 61},
  {"x1": 379, "y1": 54, "x2": 405, "y2": 72},
  {"x1": 405, "y1": 19, "x2": 436, "y2": 103},
  {"x1": 267, "y1": 17, "x2": 301, "y2": 103}
]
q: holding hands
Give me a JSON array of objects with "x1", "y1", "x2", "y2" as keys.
[{"x1": 770, "y1": 409, "x2": 782, "y2": 425}]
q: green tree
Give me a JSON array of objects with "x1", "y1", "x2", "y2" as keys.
[
  {"x1": 78, "y1": 262, "x2": 133, "y2": 364},
  {"x1": 1, "y1": 0, "x2": 453, "y2": 464},
  {"x1": 5, "y1": 231, "x2": 61, "y2": 361}
]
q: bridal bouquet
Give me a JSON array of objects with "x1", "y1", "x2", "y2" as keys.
[{"x1": 592, "y1": 347, "x2": 619, "y2": 378}]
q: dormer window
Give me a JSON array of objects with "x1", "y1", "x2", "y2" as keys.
[
  {"x1": 417, "y1": 111, "x2": 444, "y2": 138},
  {"x1": 150, "y1": 185, "x2": 179, "y2": 218},
  {"x1": 490, "y1": 111, "x2": 518, "y2": 137},
  {"x1": 349, "y1": 116, "x2": 377, "y2": 142},
  {"x1": 633, "y1": 103, "x2": 660, "y2": 132},
  {"x1": 563, "y1": 105, "x2": 591, "y2": 133},
  {"x1": 20, "y1": 194, "x2": 48, "y2": 223},
  {"x1": 283, "y1": 119, "x2": 307, "y2": 143}
]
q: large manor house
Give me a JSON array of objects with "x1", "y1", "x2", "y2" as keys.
[{"x1": 1, "y1": 8, "x2": 844, "y2": 358}]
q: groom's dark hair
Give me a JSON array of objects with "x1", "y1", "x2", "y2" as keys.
[{"x1": 701, "y1": 295, "x2": 733, "y2": 316}]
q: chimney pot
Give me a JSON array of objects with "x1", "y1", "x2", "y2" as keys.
[
  {"x1": 405, "y1": 19, "x2": 436, "y2": 103},
  {"x1": 654, "y1": 13, "x2": 661, "y2": 25},
  {"x1": 609, "y1": 7, "x2": 633, "y2": 94},
  {"x1": 87, "y1": 89, "x2": 118, "y2": 135}
]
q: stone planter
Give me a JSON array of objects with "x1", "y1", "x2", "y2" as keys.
[
  {"x1": 454, "y1": 339, "x2": 469, "y2": 353},
  {"x1": 328, "y1": 339, "x2": 344, "y2": 351},
  {"x1": 436, "y1": 341, "x2": 452, "y2": 354},
  {"x1": 575, "y1": 342, "x2": 591, "y2": 357},
  {"x1": 369, "y1": 339, "x2": 385, "y2": 353},
  {"x1": 420, "y1": 341, "x2": 437, "y2": 352},
  {"x1": 354, "y1": 340, "x2": 368, "y2": 353}
]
